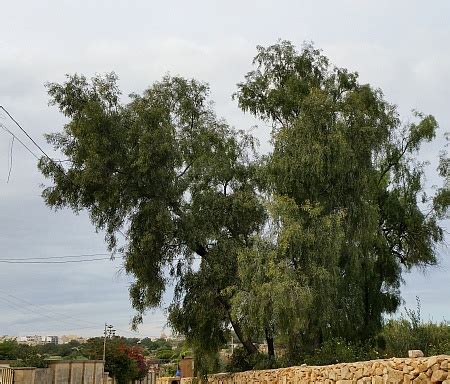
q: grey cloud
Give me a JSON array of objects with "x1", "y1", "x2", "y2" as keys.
[{"x1": 0, "y1": 0, "x2": 449, "y2": 338}]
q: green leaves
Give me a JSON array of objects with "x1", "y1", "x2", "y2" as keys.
[
  {"x1": 40, "y1": 72, "x2": 266, "y2": 369},
  {"x1": 236, "y1": 40, "x2": 448, "y2": 355},
  {"x1": 40, "y1": 40, "x2": 448, "y2": 371}
]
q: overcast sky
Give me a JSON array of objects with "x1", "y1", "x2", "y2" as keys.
[{"x1": 0, "y1": 0, "x2": 449, "y2": 339}]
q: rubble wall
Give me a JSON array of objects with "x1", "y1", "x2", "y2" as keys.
[{"x1": 180, "y1": 355, "x2": 450, "y2": 383}]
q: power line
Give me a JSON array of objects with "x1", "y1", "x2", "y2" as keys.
[
  {"x1": 0, "y1": 108, "x2": 163, "y2": 338},
  {"x1": 0, "y1": 106, "x2": 52, "y2": 161},
  {"x1": 0, "y1": 289, "x2": 100, "y2": 328},
  {"x1": 0, "y1": 107, "x2": 69, "y2": 165},
  {"x1": 0, "y1": 123, "x2": 40, "y2": 159},
  {"x1": 0, "y1": 252, "x2": 114, "y2": 261},
  {"x1": 0, "y1": 291, "x2": 142, "y2": 336},
  {"x1": 0, "y1": 295, "x2": 95, "y2": 329},
  {"x1": 0, "y1": 293, "x2": 144, "y2": 337},
  {"x1": 0, "y1": 253, "x2": 199, "y2": 262},
  {"x1": 0, "y1": 257, "x2": 111, "y2": 264}
]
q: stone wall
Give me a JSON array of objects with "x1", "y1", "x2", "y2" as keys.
[
  {"x1": 7, "y1": 360, "x2": 156, "y2": 384},
  {"x1": 10, "y1": 367, "x2": 35, "y2": 384},
  {"x1": 34, "y1": 368, "x2": 53, "y2": 384},
  {"x1": 157, "y1": 377, "x2": 180, "y2": 384},
  {"x1": 106, "y1": 372, "x2": 156, "y2": 384},
  {"x1": 47, "y1": 360, "x2": 104, "y2": 384},
  {"x1": 12, "y1": 360, "x2": 104, "y2": 384},
  {"x1": 181, "y1": 355, "x2": 450, "y2": 383}
]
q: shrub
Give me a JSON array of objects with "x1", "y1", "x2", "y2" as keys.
[{"x1": 380, "y1": 298, "x2": 450, "y2": 357}]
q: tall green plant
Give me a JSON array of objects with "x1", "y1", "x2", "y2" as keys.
[{"x1": 236, "y1": 41, "x2": 448, "y2": 355}]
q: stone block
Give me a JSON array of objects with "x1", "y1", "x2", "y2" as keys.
[
  {"x1": 403, "y1": 365, "x2": 414, "y2": 374},
  {"x1": 374, "y1": 367, "x2": 383, "y2": 376},
  {"x1": 431, "y1": 369, "x2": 447, "y2": 382},
  {"x1": 412, "y1": 372, "x2": 428, "y2": 384},
  {"x1": 372, "y1": 376, "x2": 383, "y2": 384},
  {"x1": 387, "y1": 366, "x2": 404, "y2": 383},
  {"x1": 426, "y1": 356, "x2": 439, "y2": 369},
  {"x1": 354, "y1": 368, "x2": 363, "y2": 380},
  {"x1": 408, "y1": 350, "x2": 424, "y2": 358}
]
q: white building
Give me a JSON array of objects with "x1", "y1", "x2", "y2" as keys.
[{"x1": 17, "y1": 335, "x2": 59, "y2": 345}]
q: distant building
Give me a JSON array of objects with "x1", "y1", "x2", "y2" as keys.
[
  {"x1": 43, "y1": 336, "x2": 59, "y2": 345},
  {"x1": 17, "y1": 335, "x2": 59, "y2": 346},
  {"x1": 59, "y1": 335, "x2": 86, "y2": 344}
]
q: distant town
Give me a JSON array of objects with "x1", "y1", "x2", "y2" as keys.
[{"x1": 0, "y1": 335, "x2": 85, "y2": 346}]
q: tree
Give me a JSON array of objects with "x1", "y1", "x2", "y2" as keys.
[
  {"x1": 230, "y1": 197, "x2": 345, "y2": 359},
  {"x1": 235, "y1": 41, "x2": 449, "y2": 357},
  {"x1": 39, "y1": 41, "x2": 448, "y2": 371},
  {"x1": 81, "y1": 337, "x2": 148, "y2": 384},
  {"x1": 39, "y1": 74, "x2": 265, "y2": 370},
  {"x1": 0, "y1": 340, "x2": 47, "y2": 368},
  {"x1": 139, "y1": 337, "x2": 172, "y2": 352},
  {"x1": 0, "y1": 340, "x2": 21, "y2": 360}
]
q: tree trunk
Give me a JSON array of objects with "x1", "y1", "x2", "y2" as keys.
[
  {"x1": 229, "y1": 316, "x2": 258, "y2": 355},
  {"x1": 215, "y1": 292, "x2": 258, "y2": 355},
  {"x1": 265, "y1": 328, "x2": 275, "y2": 358}
]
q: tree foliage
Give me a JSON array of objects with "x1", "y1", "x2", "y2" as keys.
[
  {"x1": 235, "y1": 41, "x2": 448, "y2": 358},
  {"x1": 0, "y1": 340, "x2": 47, "y2": 368},
  {"x1": 40, "y1": 74, "x2": 265, "y2": 371},
  {"x1": 39, "y1": 40, "x2": 448, "y2": 371},
  {"x1": 81, "y1": 337, "x2": 148, "y2": 383}
]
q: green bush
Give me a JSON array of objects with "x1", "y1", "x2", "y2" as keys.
[
  {"x1": 379, "y1": 298, "x2": 450, "y2": 357},
  {"x1": 155, "y1": 348, "x2": 177, "y2": 360},
  {"x1": 10, "y1": 354, "x2": 48, "y2": 368},
  {"x1": 380, "y1": 318, "x2": 450, "y2": 357},
  {"x1": 301, "y1": 338, "x2": 380, "y2": 366},
  {"x1": 225, "y1": 347, "x2": 278, "y2": 372},
  {"x1": 220, "y1": 299, "x2": 450, "y2": 373},
  {"x1": 225, "y1": 347, "x2": 254, "y2": 372}
]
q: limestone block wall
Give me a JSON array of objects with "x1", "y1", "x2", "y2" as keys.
[
  {"x1": 34, "y1": 368, "x2": 53, "y2": 384},
  {"x1": 181, "y1": 355, "x2": 450, "y2": 384},
  {"x1": 10, "y1": 367, "x2": 35, "y2": 384},
  {"x1": 11, "y1": 360, "x2": 105, "y2": 384},
  {"x1": 107, "y1": 372, "x2": 156, "y2": 384},
  {"x1": 46, "y1": 360, "x2": 104, "y2": 384},
  {"x1": 157, "y1": 377, "x2": 181, "y2": 384}
]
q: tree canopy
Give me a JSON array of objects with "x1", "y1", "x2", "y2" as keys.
[
  {"x1": 39, "y1": 41, "x2": 448, "y2": 371},
  {"x1": 234, "y1": 41, "x2": 448, "y2": 357}
]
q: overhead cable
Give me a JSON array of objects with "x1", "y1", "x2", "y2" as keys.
[
  {"x1": 0, "y1": 252, "x2": 113, "y2": 261},
  {"x1": 0, "y1": 257, "x2": 111, "y2": 264},
  {"x1": 0, "y1": 106, "x2": 52, "y2": 161}
]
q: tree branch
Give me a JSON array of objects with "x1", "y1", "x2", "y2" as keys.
[
  {"x1": 378, "y1": 140, "x2": 411, "y2": 185},
  {"x1": 177, "y1": 162, "x2": 193, "y2": 179}
]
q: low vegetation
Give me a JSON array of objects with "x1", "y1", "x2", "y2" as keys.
[
  {"x1": 0, "y1": 336, "x2": 188, "y2": 382},
  {"x1": 225, "y1": 300, "x2": 450, "y2": 371}
]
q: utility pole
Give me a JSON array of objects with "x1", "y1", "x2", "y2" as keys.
[{"x1": 103, "y1": 323, "x2": 116, "y2": 363}]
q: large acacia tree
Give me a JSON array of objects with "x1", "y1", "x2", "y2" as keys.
[{"x1": 39, "y1": 41, "x2": 448, "y2": 368}]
